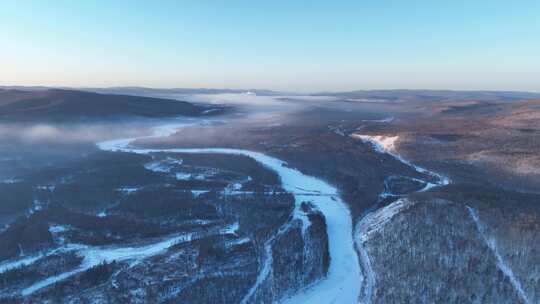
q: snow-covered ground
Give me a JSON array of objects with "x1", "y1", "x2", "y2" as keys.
[
  {"x1": 0, "y1": 254, "x2": 43, "y2": 274},
  {"x1": 0, "y1": 244, "x2": 84, "y2": 275},
  {"x1": 350, "y1": 134, "x2": 399, "y2": 154},
  {"x1": 357, "y1": 198, "x2": 414, "y2": 243},
  {"x1": 353, "y1": 199, "x2": 416, "y2": 304},
  {"x1": 19, "y1": 218, "x2": 240, "y2": 296},
  {"x1": 351, "y1": 133, "x2": 451, "y2": 303},
  {"x1": 2, "y1": 200, "x2": 239, "y2": 296},
  {"x1": 97, "y1": 123, "x2": 362, "y2": 304},
  {"x1": 191, "y1": 190, "x2": 210, "y2": 197},
  {"x1": 21, "y1": 232, "x2": 196, "y2": 296},
  {"x1": 116, "y1": 186, "x2": 140, "y2": 194},
  {"x1": 144, "y1": 157, "x2": 183, "y2": 173},
  {"x1": 467, "y1": 206, "x2": 531, "y2": 304}
]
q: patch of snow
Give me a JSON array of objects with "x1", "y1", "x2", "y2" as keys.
[
  {"x1": 223, "y1": 182, "x2": 244, "y2": 194},
  {"x1": 49, "y1": 225, "x2": 69, "y2": 245},
  {"x1": 191, "y1": 190, "x2": 210, "y2": 197},
  {"x1": 224, "y1": 237, "x2": 251, "y2": 249},
  {"x1": 183, "y1": 219, "x2": 214, "y2": 225},
  {"x1": 328, "y1": 125, "x2": 346, "y2": 136},
  {"x1": 37, "y1": 185, "x2": 56, "y2": 192},
  {"x1": 48, "y1": 225, "x2": 69, "y2": 234},
  {"x1": 144, "y1": 157, "x2": 182, "y2": 173},
  {"x1": 0, "y1": 224, "x2": 8, "y2": 234},
  {"x1": 193, "y1": 169, "x2": 218, "y2": 180},
  {"x1": 27, "y1": 199, "x2": 46, "y2": 215},
  {"x1": 175, "y1": 172, "x2": 192, "y2": 180},
  {"x1": 2, "y1": 178, "x2": 22, "y2": 184},
  {"x1": 202, "y1": 108, "x2": 220, "y2": 114},
  {"x1": 117, "y1": 187, "x2": 139, "y2": 194},
  {"x1": 351, "y1": 134, "x2": 399, "y2": 154},
  {"x1": 220, "y1": 222, "x2": 239, "y2": 236},
  {"x1": 97, "y1": 138, "x2": 134, "y2": 152},
  {"x1": 144, "y1": 161, "x2": 169, "y2": 172}
]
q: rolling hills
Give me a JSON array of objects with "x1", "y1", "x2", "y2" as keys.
[{"x1": 0, "y1": 89, "x2": 220, "y2": 121}]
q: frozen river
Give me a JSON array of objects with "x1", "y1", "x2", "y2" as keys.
[{"x1": 98, "y1": 122, "x2": 362, "y2": 303}]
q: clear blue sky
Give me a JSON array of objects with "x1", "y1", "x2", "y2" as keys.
[{"x1": 1, "y1": 1, "x2": 539, "y2": 91}]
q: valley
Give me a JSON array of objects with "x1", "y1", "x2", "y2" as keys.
[{"x1": 0, "y1": 89, "x2": 540, "y2": 303}]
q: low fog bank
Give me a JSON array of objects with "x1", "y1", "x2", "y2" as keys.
[
  {"x1": 0, "y1": 91, "x2": 393, "y2": 190},
  {"x1": 0, "y1": 119, "x2": 182, "y2": 184},
  {"x1": 115, "y1": 92, "x2": 340, "y2": 116},
  {"x1": 0, "y1": 91, "x2": 394, "y2": 168},
  {"x1": 0, "y1": 123, "x2": 139, "y2": 145}
]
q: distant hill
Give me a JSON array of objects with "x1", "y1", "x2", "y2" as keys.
[
  {"x1": 86, "y1": 87, "x2": 289, "y2": 96},
  {"x1": 90, "y1": 87, "x2": 540, "y2": 102},
  {"x1": 0, "y1": 89, "x2": 223, "y2": 121},
  {"x1": 2, "y1": 86, "x2": 538, "y2": 106},
  {"x1": 313, "y1": 89, "x2": 540, "y2": 102},
  {"x1": 0, "y1": 86, "x2": 290, "y2": 97}
]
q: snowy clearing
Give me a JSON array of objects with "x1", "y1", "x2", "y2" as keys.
[
  {"x1": 351, "y1": 134, "x2": 399, "y2": 153},
  {"x1": 357, "y1": 198, "x2": 414, "y2": 243}
]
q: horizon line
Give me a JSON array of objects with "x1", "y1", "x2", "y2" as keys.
[{"x1": 1, "y1": 84, "x2": 539, "y2": 95}]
